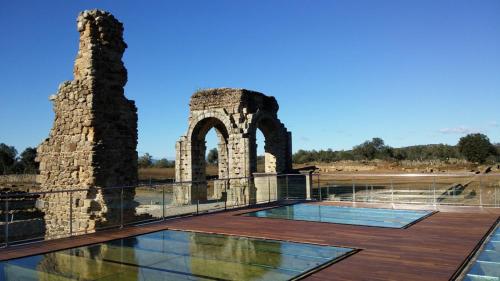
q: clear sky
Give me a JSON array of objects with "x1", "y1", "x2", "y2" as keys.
[{"x1": 1, "y1": 0, "x2": 499, "y2": 159}]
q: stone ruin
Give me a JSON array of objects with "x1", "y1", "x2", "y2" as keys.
[
  {"x1": 175, "y1": 88, "x2": 293, "y2": 205},
  {"x1": 36, "y1": 10, "x2": 138, "y2": 238},
  {"x1": 33, "y1": 10, "x2": 296, "y2": 239}
]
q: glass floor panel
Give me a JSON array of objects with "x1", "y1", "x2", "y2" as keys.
[
  {"x1": 0, "y1": 229, "x2": 354, "y2": 281},
  {"x1": 243, "y1": 204, "x2": 434, "y2": 228},
  {"x1": 464, "y1": 225, "x2": 500, "y2": 281}
]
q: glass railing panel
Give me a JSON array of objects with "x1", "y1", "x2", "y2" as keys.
[
  {"x1": 283, "y1": 174, "x2": 307, "y2": 200},
  {"x1": 253, "y1": 175, "x2": 275, "y2": 204},
  {"x1": 4, "y1": 190, "x2": 64, "y2": 243},
  {"x1": 433, "y1": 174, "x2": 477, "y2": 205},
  {"x1": 480, "y1": 174, "x2": 500, "y2": 207},
  {"x1": 197, "y1": 179, "x2": 227, "y2": 214},
  {"x1": 314, "y1": 173, "x2": 491, "y2": 205},
  {"x1": 349, "y1": 176, "x2": 395, "y2": 203},
  {"x1": 28, "y1": 191, "x2": 63, "y2": 242},
  {"x1": 125, "y1": 185, "x2": 163, "y2": 225},
  {"x1": 94, "y1": 187, "x2": 123, "y2": 231},
  {"x1": 0, "y1": 192, "x2": 7, "y2": 246},
  {"x1": 316, "y1": 174, "x2": 352, "y2": 201},
  {"x1": 225, "y1": 178, "x2": 251, "y2": 209},
  {"x1": 164, "y1": 182, "x2": 199, "y2": 218}
]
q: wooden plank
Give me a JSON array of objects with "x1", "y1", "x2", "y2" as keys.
[{"x1": 0, "y1": 202, "x2": 498, "y2": 281}]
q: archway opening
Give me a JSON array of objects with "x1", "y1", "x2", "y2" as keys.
[
  {"x1": 190, "y1": 117, "x2": 229, "y2": 200},
  {"x1": 256, "y1": 129, "x2": 265, "y2": 173},
  {"x1": 250, "y1": 117, "x2": 279, "y2": 174},
  {"x1": 205, "y1": 129, "x2": 219, "y2": 179}
]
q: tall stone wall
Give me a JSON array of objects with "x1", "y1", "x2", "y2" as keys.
[
  {"x1": 175, "y1": 88, "x2": 292, "y2": 205},
  {"x1": 36, "y1": 10, "x2": 138, "y2": 238}
]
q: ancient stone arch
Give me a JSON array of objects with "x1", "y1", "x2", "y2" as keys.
[
  {"x1": 175, "y1": 88, "x2": 292, "y2": 205},
  {"x1": 34, "y1": 9, "x2": 295, "y2": 238}
]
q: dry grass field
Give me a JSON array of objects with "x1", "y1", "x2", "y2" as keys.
[
  {"x1": 138, "y1": 163, "x2": 267, "y2": 181},
  {"x1": 138, "y1": 165, "x2": 219, "y2": 181}
]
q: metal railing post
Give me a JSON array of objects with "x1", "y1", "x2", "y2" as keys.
[
  {"x1": 267, "y1": 176, "x2": 271, "y2": 203},
  {"x1": 428, "y1": 184, "x2": 431, "y2": 204},
  {"x1": 352, "y1": 178, "x2": 356, "y2": 202},
  {"x1": 316, "y1": 174, "x2": 320, "y2": 201},
  {"x1": 162, "y1": 185, "x2": 165, "y2": 220},
  {"x1": 317, "y1": 174, "x2": 320, "y2": 200},
  {"x1": 318, "y1": 177, "x2": 322, "y2": 201},
  {"x1": 69, "y1": 191, "x2": 73, "y2": 236},
  {"x1": 479, "y1": 176, "x2": 483, "y2": 207},
  {"x1": 391, "y1": 178, "x2": 394, "y2": 203},
  {"x1": 433, "y1": 177, "x2": 436, "y2": 206}
]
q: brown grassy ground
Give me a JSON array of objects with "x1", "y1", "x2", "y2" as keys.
[
  {"x1": 138, "y1": 163, "x2": 267, "y2": 180},
  {"x1": 139, "y1": 162, "x2": 499, "y2": 180},
  {"x1": 138, "y1": 165, "x2": 219, "y2": 180}
]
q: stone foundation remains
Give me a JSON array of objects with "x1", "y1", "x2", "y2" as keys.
[{"x1": 36, "y1": 10, "x2": 138, "y2": 238}]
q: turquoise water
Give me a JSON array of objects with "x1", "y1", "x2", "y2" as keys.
[
  {"x1": 464, "y1": 225, "x2": 500, "y2": 281},
  {"x1": 0, "y1": 229, "x2": 353, "y2": 281},
  {"x1": 244, "y1": 204, "x2": 433, "y2": 228}
]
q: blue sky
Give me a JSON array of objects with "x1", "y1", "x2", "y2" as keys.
[{"x1": 1, "y1": 0, "x2": 499, "y2": 159}]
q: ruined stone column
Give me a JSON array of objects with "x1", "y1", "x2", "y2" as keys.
[{"x1": 36, "y1": 10, "x2": 138, "y2": 238}]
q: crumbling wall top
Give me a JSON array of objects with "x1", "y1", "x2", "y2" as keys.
[
  {"x1": 74, "y1": 9, "x2": 127, "y2": 86},
  {"x1": 190, "y1": 88, "x2": 279, "y2": 113}
]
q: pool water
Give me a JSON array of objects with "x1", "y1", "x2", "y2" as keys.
[
  {"x1": 464, "y1": 225, "x2": 500, "y2": 281},
  {"x1": 244, "y1": 204, "x2": 434, "y2": 228},
  {"x1": 0, "y1": 229, "x2": 353, "y2": 281}
]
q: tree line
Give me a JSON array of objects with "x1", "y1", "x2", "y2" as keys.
[
  {"x1": 139, "y1": 148, "x2": 219, "y2": 168},
  {"x1": 293, "y1": 134, "x2": 500, "y2": 164},
  {"x1": 138, "y1": 153, "x2": 175, "y2": 168},
  {"x1": 0, "y1": 144, "x2": 39, "y2": 174},
  {"x1": 2, "y1": 133, "x2": 498, "y2": 175}
]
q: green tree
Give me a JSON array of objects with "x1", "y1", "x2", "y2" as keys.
[
  {"x1": 371, "y1": 137, "x2": 385, "y2": 150},
  {"x1": 155, "y1": 158, "x2": 174, "y2": 168},
  {"x1": 18, "y1": 147, "x2": 39, "y2": 173},
  {"x1": 353, "y1": 138, "x2": 387, "y2": 160},
  {"x1": 378, "y1": 146, "x2": 394, "y2": 160},
  {"x1": 207, "y1": 148, "x2": 218, "y2": 164},
  {"x1": 0, "y1": 143, "x2": 17, "y2": 174},
  {"x1": 393, "y1": 149, "x2": 407, "y2": 161},
  {"x1": 458, "y1": 133, "x2": 496, "y2": 163},
  {"x1": 138, "y1": 153, "x2": 153, "y2": 168},
  {"x1": 496, "y1": 143, "x2": 500, "y2": 161},
  {"x1": 338, "y1": 150, "x2": 354, "y2": 161}
]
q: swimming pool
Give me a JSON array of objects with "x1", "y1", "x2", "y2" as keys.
[
  {"x1": 463, "y1": 224, "x2": 500, "y2": 281},
  {"x1": 0, "y1": 229, "x2": 354, "y2": 281},
  {"x1": 243, "y1": 204, "x2": 434, "y2": 228}
]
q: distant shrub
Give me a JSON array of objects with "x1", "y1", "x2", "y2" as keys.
[{"x1": 458, "y1": 134, "x2": 497, "y2": 164}]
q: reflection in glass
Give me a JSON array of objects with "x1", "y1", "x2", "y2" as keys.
[
  {"x1": 245, "y1": 203, "x2": 433, "y2": 228},
  {"x1": 0, "y1": 230, "x2": 353, "y2": 281},
  {"x1": 464, "y1": 226, "x2": 500, "y2": 280}
]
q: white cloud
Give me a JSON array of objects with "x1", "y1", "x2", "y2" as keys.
[{"x1": 438, "y1": 126, "x2": 482, "y2": 135}]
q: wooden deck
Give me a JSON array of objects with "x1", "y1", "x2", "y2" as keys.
[{"x1": 1, "y1": 202, "x2": 499, "y2": 281}]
